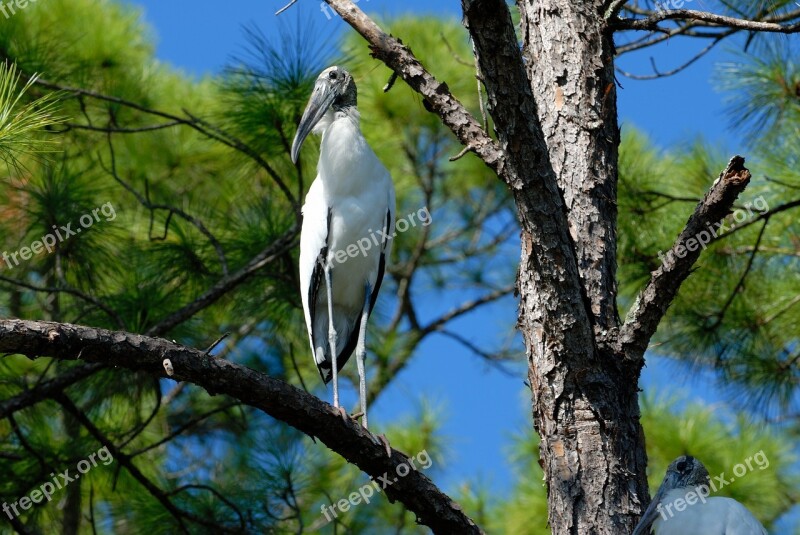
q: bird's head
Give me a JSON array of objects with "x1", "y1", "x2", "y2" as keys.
[
  {"x1": 291, "y1": 66, "x2": 357, "y2": 163},
  {"x1": 631, "y1": 455, "x2": 711, "y2": 535},
  {"x1": 662, "y1": 455, "x2": 711, "y2": 489}
]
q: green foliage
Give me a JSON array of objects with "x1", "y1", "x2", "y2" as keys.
[
  {"x1": 0, "y1": 63, "x2": 63, "y2": 169},
  {"x1": 718, "y1": 40, "x2": 800, "y2": 145},
  {"x1": 641, "y1": 394, "x2": 798, "y2": 528},
  {"x1": 617, "y1": 127, "x2": 800, "y2": 415}
]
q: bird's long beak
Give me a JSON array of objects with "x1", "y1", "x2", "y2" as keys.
[
  {"x1": 632, "y1": 475, "x2": 677, "y2": 535},
  {"x1": 291, "y1": 80, "x2": 336, "y2": 163}
]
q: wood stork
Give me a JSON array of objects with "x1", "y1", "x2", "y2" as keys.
[
  {"x1": 291, "y1": 66, "x2": 395, "y2": 431},
  {"x1": 632, "y1": 455, "x2": 768, "y2": 535}
]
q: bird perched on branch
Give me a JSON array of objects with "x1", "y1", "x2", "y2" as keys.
[
  {"x1": 292, "y1": 66, "x2": 395, "y2": 431},
  {"x1": 633, "y1": 455, "x2": 767, "y2": 535}
]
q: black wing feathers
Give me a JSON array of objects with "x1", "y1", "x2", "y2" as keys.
[{"x1": 309, "y1": 209, "x2": 332, "y2": 381}]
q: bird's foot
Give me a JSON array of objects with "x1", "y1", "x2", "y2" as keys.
[
  {"x1": 336, "y1": 406, "x2": 349, "y2": 424},
  {"x1": 351, "y1": 410, "x2": 368, "y2": 431}
]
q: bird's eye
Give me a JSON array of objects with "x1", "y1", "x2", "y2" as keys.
[
  {"x1": 329, "y1": 71, "x2": 338, "y2": 80},
  {"x1": 676, "y1": 461, "x2": 687, "y2": 472}
]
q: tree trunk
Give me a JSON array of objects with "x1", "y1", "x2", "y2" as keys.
[
  {"x1": 463, "y1": 1, "x2": 649, "y2": 532},
  {"x1": 517, "y1": 2, "x2": 648, "y2": 533}
]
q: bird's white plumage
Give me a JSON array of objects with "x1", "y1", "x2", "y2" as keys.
[
  {"x1": 650, "y1": 489, "x2": 767, "y2": 535},
  {"x1": 299, "y1": 100, "x2": 395, "y2": 378}
]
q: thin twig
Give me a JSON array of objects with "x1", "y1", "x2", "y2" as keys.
[{"x1": 275, "y1": 0, "x2": 298, "y2": 15}]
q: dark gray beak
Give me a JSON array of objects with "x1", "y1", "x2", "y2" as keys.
[
  {"x1": 291, "y1": 79, "x2": 336, "y2": 163},
  {"x1": 632, "y1": 473, "x2": 678, "y2": 535}
]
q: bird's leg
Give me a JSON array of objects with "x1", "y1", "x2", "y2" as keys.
[
  {"x1": 356, "y1": 283, "x2": 372, "y2": 429},
  {"x1": 324, "y1": 262, "x2": 339, "y2": 409}
]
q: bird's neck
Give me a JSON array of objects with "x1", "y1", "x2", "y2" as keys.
[
  {"x1": 317, "y1": 108, "x2": 379, "y2": 197},
  {"x1": 313, "y1": 107, "x2": 360, "y2": 137}
]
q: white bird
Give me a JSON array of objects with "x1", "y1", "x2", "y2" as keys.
[
  {"x1": 292, "y1": 66, "x2": 395, "y2": 430},
  {"x1": 633, "y1": 455, "x2": 768, "y2": 535}
]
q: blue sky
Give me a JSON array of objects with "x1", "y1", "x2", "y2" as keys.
[{"x1": 122, "y1": 0, "x2": 795, "y2": 529}]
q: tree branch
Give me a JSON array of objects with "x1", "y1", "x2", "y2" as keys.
[
  {"x1": 52, "y1": 394, "x2": 229, "y2": 534},
  {"x1": 30, "y1": 77, "x2": 298, "y2": 208},
  {"x1": 0, "y1": 318, "x2": 483, "y2": 534},
  {"x1": 615, "y1": 9, "x2": 800, "y2": 33},
  {"x1": 0, "y1": 362, "x2": 105, "y2": 420},
  {"x1": 619, "y1": 155, "x2": 752, "y2": 360},
  {"x1": 142, "y1": 224, "x2": 298, "y2": 337},
  {"x1": 322, "y1": 0, "x2": 505, "y2": 176}
]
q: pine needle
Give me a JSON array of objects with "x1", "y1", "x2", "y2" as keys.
[{"x1": 0, "y1": 62, "x2": 65, "y2": 169}]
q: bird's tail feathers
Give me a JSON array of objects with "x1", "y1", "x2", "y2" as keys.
[{"x1": 312, "y1": 308, "x2": 359, "y2": 384}]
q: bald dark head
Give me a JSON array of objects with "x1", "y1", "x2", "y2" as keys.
[
  {"x1": 663, "y1": 455, "x2": 711, "y2": 490},
  {"x1": 291, "y1": 65, "x2": 358, "y2": 162}
]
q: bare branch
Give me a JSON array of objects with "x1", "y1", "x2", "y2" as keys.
[
  {"x1": 143, "y1": 224, "x2": 298, "y2": 337},
  {"x1": 130, "y1": 401, "x2": 241, "y2": 457},
  {"x1": 605, "y1": 0, "x2": 629, "y2": 20},
  {"x1": 59, "y1": 121, "x2": 182, "y2": 133},
  {"x1": 620, "y1": 156, "x2": 753, "y2": 360},
  {"x1": 421, "y1": 284, "x2": 515, "y2": 335},
  {"x1": 615, "y1": 9, "x2": 800, "y2": 33},
  {"x1": 274, "y1": 0, "x2": 298, "y2": 16},
  {"x1": 615, "y1": 36, "x2": 722, "y2": 79},
  {"x1": 101, "y1": 133, "x2": 230, "y2": 276}
]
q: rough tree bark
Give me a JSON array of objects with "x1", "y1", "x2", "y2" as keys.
[{"x1": 465, "y1": 2, "x2": 645, "y2": 531}]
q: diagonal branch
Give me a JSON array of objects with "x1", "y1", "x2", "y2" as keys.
[
  {"x1": 321, "y1": 0, "x2": 504, "y2": 175},
  {"x1": 0, "y1": 362, "x2": 105, "y2": 420},
  {"x1": 420, "y1": 284, "x2": 515, "y2": 336},
  {"x1": 619, "y1": 156, "x2": 752, "y2": 361},
  {"x1": 143, "y1": 224, "x2": 299, "y2": 337},
  {"x1": 101, "y1": 132, "x2": 230, "y2": 277},
  {"x1": 0, "y1": 318, "x2": 484, "y2": 535}
]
